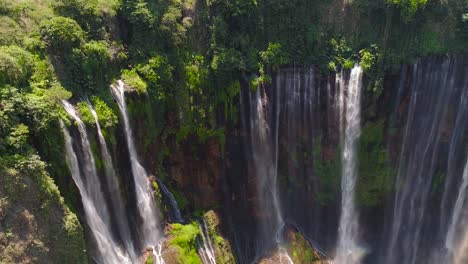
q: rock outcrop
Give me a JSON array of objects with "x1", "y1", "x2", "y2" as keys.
[{"x1": 0, "y1": 156, "x2": 87, "y2": 264}]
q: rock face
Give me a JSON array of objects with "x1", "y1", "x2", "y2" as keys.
[
  {"x1": 0, "y1": 157, "x2": 87, "y2": 264},
  {"x1": 257, "y1": 227, "x2": 329, "y2": 264},
  {"x1": 167, "y1": 136, "x2": 223, "y2": 210}
]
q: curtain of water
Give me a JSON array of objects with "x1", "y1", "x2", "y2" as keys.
[
  {"x1": 384, "y1": 57, "x2": 468, "y2": 264},
  {"x1": 158, "y1": 179, "x2": 184, "y2": 223},
  {"x1": 334, "y1": 65, "x2": 365, "y2": 264},
  {"x1": 87, "y1": 102, "x2": 137, "y2": 260},
  {"x1": 240, "y1": 83, "x2": 290, "y2": 261},
  {"x1": 61, "y1": 104, "x2": 132, "y2": 264},
  {"x1": 111, "y1": 80, "x2": 164, "y2": 262},
  {"x1": 197, "y1": 219, "x2": 217, "y2": 264}
]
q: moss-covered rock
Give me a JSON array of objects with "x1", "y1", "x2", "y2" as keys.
[
  {"x1": 162, "y1": 222, "x2": 202, "y2": 264},
  {"x1": 284, "y1": 228, "x2": 323, "y2": 264},
  {"x1": 203, "y1": 210, "x2": 235, "y2": 264},
  {"x1": 357, "y1": 121, "x2": 394, "y2": 207},
  {"x1": 257, "y1": 227, "x2": 328, "y2": 264}
]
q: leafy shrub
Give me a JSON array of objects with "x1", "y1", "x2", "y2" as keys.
[
  {"x1": 121, "y1": 69, "x2": 148, "y2": 94},
  {"x1": 0, "y1": 45, "x2": 35, "y2": 86},
  {"x1": 359, "y1": 46, "x2": 379, "y2": 72},
  {"x1": 0, "y1": 16, "x2": 21, "y2": 45},
  {"x1": 259, "y1": 42, "x2": 288, "y2": 70},
  {"x1": 388, "y1": 0, "x2": 427, "y2": 22},
  {"x1": 161, "y1": 0, "x2": 187, "y2": 45},
  {"x1": 169, "y1": 223, "x2": 202, "y2": 264},
  {"x1": 76, "y1": 102, "x2": 94, "y2": 125},
  {"x1": 40, "y1": 16, "x2": 86, "y2": 52},
  {"x1": 90, "y1": 96, "x2": 118, "y2": 128}
]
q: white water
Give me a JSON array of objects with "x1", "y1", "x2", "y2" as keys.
[
  {"x1": 382, "y1": 58, "x2": 467, "y2": 264},
  {"x1": 250, "y1": 87, "x2": 284, "y2": 240},
  {"x1": 198, "y1": 219, "x2": 217, "y2": 264},
  {"x1": 60, "y1": 104, "x2": 132, "y2": 264},
  {"x1": 158, "y1": 180, "x2": 183, "y2": 223},
  {"x1": 278, "y1": 247, "x2": 294, "y2": 264},
  {"x1": 87, "y1": 101, "x2": 137, "y2": 260},
  {"x1": 440, "y1": 84, "x2": 468, "y2": 264},
  {"x1": 241, "y1": 83, "x2": 292, "y2": 261},
  {"x1": 445, "y1": 158, "x2": 468, "y2": 259},
  {"x1": 111, "y1": 80, "x2": 163, "y2": 252},
  {"x1": 334, "y1": 65, "x2": 365, "y2": 264}
]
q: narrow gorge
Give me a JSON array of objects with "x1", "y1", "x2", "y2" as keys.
[{"x1": 0, "y1": 0, "x2": 467, "y2": 264}]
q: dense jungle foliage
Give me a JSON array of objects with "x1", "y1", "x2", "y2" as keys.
[{"x1": 1, "y1": 0, "x2": 467, "y2": 170}]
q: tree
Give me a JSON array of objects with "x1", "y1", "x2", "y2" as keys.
[
  {"x1": 0, "y1": 46, "x2": 35, "y2": 86},
  {"x1": 40, "y1": 16, "x2": 86, "y2": 53},
  {"x1": 388, "y1": 0, "x2": 428, "y2": 22}
]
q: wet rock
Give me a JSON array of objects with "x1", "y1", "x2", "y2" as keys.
[
  {"x1": 203, "y1": 210, "x2": 235, "y2": 263},
  {"x1": 257, "y1": 227, "x2": 329, "y2": 264}
]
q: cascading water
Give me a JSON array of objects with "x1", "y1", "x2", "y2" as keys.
[
  {"x1": 334, "y1": 65, "x2": 365, "y2": 264},
  {"x1": 444, "y1": 158, "x2": 468, "y2": 263},
  {"x1": 61, "y1": 103, "x2": 132, "y2": 264},
  {"x1": 111, "y1": 80, "x2": 164, "y2": 260},
  {"x1": 87, "y1": 101, "x2": 136, "y2": 260},
  {"x1": 240, "y1": 83, "x2": 291, "y2": 261},
  {"x1": 158, "y1": 179, "x2": 184, "y2": 223},
  {"x1": 197, "y1": 219, "x2": 217, "y2": 264},
  {"x1": 383, "y1": 56, "x2": 468, "y2": 264},
  {"x1": 440, "y1": 83, "x2": 468, "y2": 264}
]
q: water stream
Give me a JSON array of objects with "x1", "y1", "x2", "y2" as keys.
[
  {"x1": 61, "y1": 102, "x2": 132, "y2": 264},
  {"x1": 334, "y1": 65, "x2": 365, "y2": 264},
  {"x1": 198, "y1": 219, "x2": 217, "y2": 264},
  {"x1": 87, "y1": 101, "x2": 136, "y2": 260},
  {"x1": 111, "y1": 80, "x2": 164, "y2": 262}
]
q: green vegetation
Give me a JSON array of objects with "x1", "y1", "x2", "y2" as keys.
[
  {"x1": 0, "y1": 0, "x2": 466, "y2": 261},
  {"x1": 169, "y1": 223, "x2": 202, "y2": 264},
  {"x1": 122, "y1": 69, "x2": 148, "y2": 94},
  {"x1": 146, "y1": 254, "x2": 154, "y2": 264},
  {"x1": 388, "y1": 0, "x2": 428, "y2": 22},
  {"x1": 286, "y1": 230, "x2": 321, "y2": 263},
  {"x1": 203, "y1": 210, "x2": 235, "y2": 264},
  {"x1": 357, "y1": 121, "x2": 394, "y2": 207},
  {"x1": 313, "y1": 140, "x2": 341, "y2": 204}
]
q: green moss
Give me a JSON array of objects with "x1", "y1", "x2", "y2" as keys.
[
  {"x1": 122, "y1": 69, "x2": 148, "y2": 94},
  {"x1": 203, "y1": 211, "x2": 235, "y2": 264},
  {"x1": 286, "y1": 230, "x2": 321, "y2": 264},
  {"x1": 357, "y1": 121, "x2": 394, "y2": 207},
  {"x1": 313, "y1": 140, "x2": 341, "y2": 205},
  {"x1": 146, "y1": 255, "x2": 154, "y2": 264},
  {"x1": 90, "y1": 96, "x2": 118, "y2": 128},
  {"x1": 169, "y1": 223, "x2": 202, "y2": 264},
  {"x1": 76, "y1": 102, "x2": 94, "y2": 125}
]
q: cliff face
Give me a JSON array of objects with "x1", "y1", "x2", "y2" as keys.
[{"x1": 0, "y1": 156, "x2": 87, "y2": 264}]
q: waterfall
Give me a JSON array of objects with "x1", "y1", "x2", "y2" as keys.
[
  {"x1": 383, "y1": 57, "x2": 468, "y2": 264},
  {"x1": 197, "y1": 219, "x2": 217, "y2": 264},
  {"x1": 441, "y1": 75, "x2": 468, "y2": 264},
  {"x1": 444, "y1": 158, "x2": 468, "y2": 262},
  {"x1": 111, "y1": 80, "x2": 164, "y2": 258},
  {"x1": 334, "y1": 65, "x2": 365, "y2": 264},
  {"x1": 252, "y1": 86, "x2": 283, "y2": 240},
  {"x1": 60, "y1": 104, "x2": 132, "y2": 264},
  {"x1": 158, "y1": 179, "x2": 184, "y2": 223},
  {"x1": 87, "y1": 101, "x2": 136, "y2": 260},
  {"x1": 241, "y1": 83, "x2": 289, "y2": 259}
]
